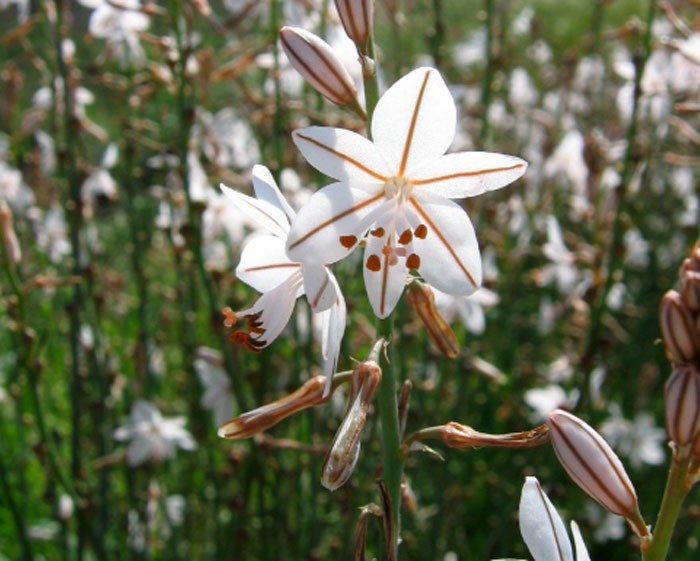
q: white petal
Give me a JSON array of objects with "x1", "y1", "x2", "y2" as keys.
[
  {"x1": 252, "y1": 164, "x2": 296, "y2": 222},
  {"x1": 220, "y1": 184, "x2": 289, "y2": 239},
  {"x1": 409, "y1": 194, "x2": 482, "y2": 295},
  {"x1": 372, "y1": 67, "x2": 456, "y2": 175},
  {"x1": 127, "y1": 438, "x2": 153, "y2": 467},
  {"x1": 287, "y1": 181, "x2": 385, "y2": 264},
  {"x1": 519, "y1": 477, "x2": 574, "y2": 561},
  {"x1": 236, "y1": 234, "x2": 299, "y2": 292},
  {"x1": 292, "y1": 127, "x2": 391, "y2": 183},
  {"x1": 302, "y1": 263, "x2": 337, "y2": 313},
  {"x1": 570, "y1": 521, "x2": 591, "y2": 561},
  {"x1": 363, "y1": 232, "x2": 407, "y2": 319},
  {"x1": 321, "y1": 280, "x2": 347, "y2": 396},
  {"x1": 411, "y1": 152, "x2": 527, "y2": 198}
]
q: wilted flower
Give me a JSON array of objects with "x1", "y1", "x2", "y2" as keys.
[
  {"x1": 113, "y1": 401, "x2": 197, "y2": 467},
  {"x1": 287, "y1": 66, "x2": 527, "y2": 318}
]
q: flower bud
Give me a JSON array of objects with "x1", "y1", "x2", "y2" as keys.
[
  {"x1": 334, "y1": 0, "x2": 373, "y2": 50},
  {"x1": 217, "y1": 376, "x2": 330, "y2": 440},
  {"x1": 546, "y1": 409, "x2": 639, "y2": 519},
  {"x1": 321, "y1": 360, "x2": 381, "y2": 491},
  {"x1": 659, "y1": 290, "x2": 698, "y2": 365},
  {"x1": 665, "y1": 365, "x2": 700, "y2": 460},
  {"x1": 406, "y1": 281, "x2": 459, "y2": 359},
  {"x1": 279, "y1": 26, "x2": 362, "y2": 111},
  {"x1": 679, "y1": 259, "x2": 700, "y2": 312},
  {"x1": 0, "y1": 200, "x2": 21, "y2": 266}
]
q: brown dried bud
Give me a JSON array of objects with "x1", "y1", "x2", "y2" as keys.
[
  {"x1": 279, "y1": 26, "x2": 363, "y2": 115},
  {"x1": 547, "y1": 409, "x2": 641, "y2": 523},
  {"x1": 441, "y1": 422, "x2": 550, "y2": 450},
  {"x1": 665, "y1": 365, "x2": 700, "y2": 461},
  {"x1": 659, "y1": 290, "x2": 698, "y2": 365},
  {"x1": 335, "y1": 0, "x2": 374, "y2": 51},
  {"x1": 321, "y1": 361, "x2": 381, "y2": 491},
  {"x1": 218, "y1": 376, "x2": 330, "y2": 440},
  {"x1": 0, "y1": 200, "x2": 21, "y2": 266},
  {"x1": 406, "y1": 281, "x2": 460, "y2": 359}
]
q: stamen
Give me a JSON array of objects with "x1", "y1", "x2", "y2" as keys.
[
  {"x1": 406, "y1": 253, "x2": 420, "y2": 269},
  {"x1": 339, "y1": 235, "x2": 357, "y2": 249},
  {"x1": 371, "y1": 227, "x2": 385, "y2": 237},
  {"x1": 414, "y1": 224, "x2": 428, "y2": 239},
  {"x1": 229, "y1": 331, "x2": 265, "y2": 352},
  {"x1": 222, "y1": 306, "x2": 238, "y2": 328},
  {"x1": 366, "y1": 254, "x2": 381, "y2": 272},
  {"x1": 398, "y1": 229, "x2": 413, "y2": 245}
]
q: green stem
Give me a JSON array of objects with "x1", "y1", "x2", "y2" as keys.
[
  {"x1": 642, "y1": 457, "x2": 692, "y2": 561},
  {"x1": 0, "y1": 436, "x2": 33, "y2": 561},
  {"x1": 375, "y1": 319, "x2": 404, "y2": 556},
  {"x1": 480, "y1": 0, "x2": 495, "y2": 147}
]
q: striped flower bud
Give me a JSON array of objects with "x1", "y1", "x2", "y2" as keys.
[
  {"x1": 659, "y1": 290, "x2": 698, "y2": 365},
  {"x1": 321, "y1": 360, "x2": 381, "y2": 491},
  {"x1": 406, "y1": 281, "x2": 459, "y2": 359},
  {"x1": 334, "y1": 0, "x2": 373, "y2": 51},
  {"x1": 665, "y1": 365, "x2": 700, "y2": 461},
  {"x1": 0, "y1": 200, "x2": 21, "y2": 266},
  {"x1": 546, "y1": 409, "x2": 640, "y2": 520},
  {"x1": 218, "y1": 376, "x2": 330, "y2": 440},
  {"x1": 279, "y1": 26, "x2": 363, "y2": 113}
]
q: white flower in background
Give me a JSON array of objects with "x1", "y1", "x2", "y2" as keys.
[
  {"x1": 81, "y1": 143, "x2": 119, "y2": 209},
  {"x1": 113, "y1": 401, "x2": 197, "y2": 467},
  {"x1": 524, "y1": 384, "x2": 578, "y2": 423},
  {"x1": 194, "y1": 347, "x2": 235, "y2": 427},
  {"x1": 433, "y1": 286, "x2": 499, "y2": 335},
  {"x1": 0, "y1": 0, "x2": 28, "y2": 22},
  {"x1": 77, "y1": 0, "x2": 150, "y2": 66},
  {"x1": 287, "y1": 67, "x2": 526, "y2": 318},
  {"x1": 599, "y1": 404, "x2": 665, "y2": 469},
  {"x1": 196, "y1": 108, "x2": 261, "y2": 170},
  {"x1": 518, "y1": 476, "x2": 591, "y2": 561},
  {"x1": 543, "y1": 131, "x2": 589, "y2": 220},
  {"x1": 221, "y1": 165, "x2": 346, "y2": 394},
  {"x1": 36, "y1": 204, "x2": 72, "y2": 264},
  {"x1": 537, "y1": 215, "x2": 580, "y2": 295}
]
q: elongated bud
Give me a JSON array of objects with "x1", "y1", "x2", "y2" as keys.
[
  {"x1": 659, "y1": 290, "x2": 698, "y2": 365},
  {"x1": 665, "y1": 365, "x2": 700, "y2": 461},
  {"x1": 406, "y1": 281, "x2": 460, "y2": 359},
  {"x1": 321, "y1": 360, "x2": 381, "y2": 491},
  {"x1": 680, "y1": 259, "x2": 700, "y2": 312},
  {"x1": 279, "y1": 26, "x2": 365, "y2": 118},
  {"x1": 335, "y1": 0, "x2": 373, "y2": 51},
  {"x1": 441, "y1": 422, "x2": 550, "y2": 449},
  {"x1": 218, "y1": 376, "x2": 330, "y2": 440},
  {"x1": 0, "y1": 200, "x2": 21, "y2": 266},
  {"x1": 546, "y1": 409, "x2": 646, "y2": 535}
]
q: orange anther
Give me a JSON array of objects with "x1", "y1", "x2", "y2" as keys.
[
  {"x1": 406, "y1": 253, "x2": 420, "y2": 270},
  {"x1": 414, "y1": 224, "x2": 428, "y2": 239},
  {"x1": 398, "y1": 229, "x2": 413, "y2": 245},
  {"x1": 339, "y1": 235, "x2": 357, "y2": 249},
  {"x1": 370, "y1": 227, "x2": 385, "y2": 237},
  {"x1": 222, "y1": 306, "x2": 238, "y2": 328},
  {"x1": 366, "y1": 254, "x2": 381, "y2": 272}
]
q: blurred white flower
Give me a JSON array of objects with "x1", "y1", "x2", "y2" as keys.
[
  {"x1": 81, "y1": 143, "x2": 119, "y2": 209},
  {"x1": 524, "y1": 384, "x2": 578, "y2": 423},
  {"x1": 196, "y1": 108, "x2": 261, "y2": 171},
  {"x1": 0, "y1": 0, "x2": 28, "y2": 22},
  {"x1": 537, "y1": 215, "x2": 580, "y2": 294},
  {"x1": 194, "y1": 347, "x2": 234, "y2": 427},
  {"x1": 433, "y1": 286, "x2": 499, "y2": 335},
  {"x1": 113, "y1": 401, "x2": 197, "y2": 467},
  {"x1": 599, "y1": 405, "x2": 665, "y2": 469}
]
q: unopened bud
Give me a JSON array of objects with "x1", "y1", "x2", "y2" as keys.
[
  {"x1": 660, "y1": 290, "x2": 698, "y2": 365},
  {"x1": 217, "y1": 376, "x2": 330, "y2": 440},
  {"x1": 335, "y1": 0, "x2": 374, "y2": 51},
  {"x1": 441, "y1": 422, "x2": 550, "y2": 450},
  {"x1": 679, "y1": 259, "x2": 700, "y2": 312},
  {"x1": 665, "y1": 365, "x2": 700, "y2": 461},
  {"x1": 321, "y1": 361, "x2": 381, "y2": 491},
  {"x1": 279, "y1": 26, "x2": 365, "y2": 117},
  {"x1": 689, "y1": 242, "x2": 700, "y2": 272},
  {"x1": 406, "y1": 281, "x2": 460, "y2": 359},
  {"x1": 0, "y1": 200, "x2": 21, "y2": 266},
  {"x1": 546, "y1": 409, "x2": 643, "y2": 528}
]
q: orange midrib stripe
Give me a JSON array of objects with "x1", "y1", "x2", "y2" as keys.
[
  {"x1": 294, "y1": 132, "x2": 387, "y2": 182},
  {"x1": 288, "y1": 192, "x2": 384, "y2": 251},
  {"x1": 398, "y1": 70, "x2": 431, "y2": 177},
  {"x1": 409, "y1": 197, "x2": 477, "y2": 288},
  {"x1": 412, "y1": 162, "x2": 527, "y2": 186},
  {"x1": 243, "y1": 263, "x2": 300, "y2": 273}
]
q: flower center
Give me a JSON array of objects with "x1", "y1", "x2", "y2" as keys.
[{"x1": 383, "y1": 176, "x2": 414, "y2": 201}]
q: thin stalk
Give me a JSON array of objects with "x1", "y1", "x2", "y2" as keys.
[
  {"x1": 480, "y1": 0, "x2": 495, "y2": 146},
  {"x1": 0, "y1": 437, "x2": 33, "y2": 561},
  {"x1": 642, "y1": 457, "x2": 692, "y2": 561}
]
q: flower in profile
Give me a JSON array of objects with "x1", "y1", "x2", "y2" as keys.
[
  {"x1": 286, "y1": 67, "x2": 527, "y2": 318},
  {"x1": 519, "y1": 476, "x2": 591, "y2": 561},
  {"x1": 221, "y1": 165, "x2": 346, "y2": 393},
  {"x1": 113, "y1": 401, "x2": 197, "y2": 467}
]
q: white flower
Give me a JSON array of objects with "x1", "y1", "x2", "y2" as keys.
[
  {"x1": 194, "y1": 347, "x2": 235, "y2": 427},
  {"x1": 599, "y1": 405, "x2": 666, "y2": 469},
  {"x1": 286, "y1": 67, "x2": 527, "y2": 318},
  {"x1": 519, "y1": 476, "x2": 591, "y2": 561},
  {"x1": 432, "y1": 286, "x2": 499, "y2": 335},
  {"x1": 113, "y1": 401, "x2": 197, "y2": 467},
  {"x1": 538, "y1": 215, "x2": 580, "y2": 295},
  {"x1": 221, "y1": 165, "x2": 346, "y2": 394}
]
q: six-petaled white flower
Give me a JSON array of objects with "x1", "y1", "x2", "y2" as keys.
[
  {"x1": 286, "y1": 66, "x2": 527, "y2": 318},
  {"x1": 221, "y1": 165, "x2": 346, "y2": 393}
]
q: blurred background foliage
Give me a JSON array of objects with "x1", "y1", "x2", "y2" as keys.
[{"x1": 1, "y1": 0, "x2": 699, "y2": 560}]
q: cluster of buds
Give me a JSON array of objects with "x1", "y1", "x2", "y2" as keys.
[
  {"x1": 660, "y1": 242, "x2": 700, "y2": 463},
  {"x1": 278, "y1": 0, "x2": 374, "y2": 120}
]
